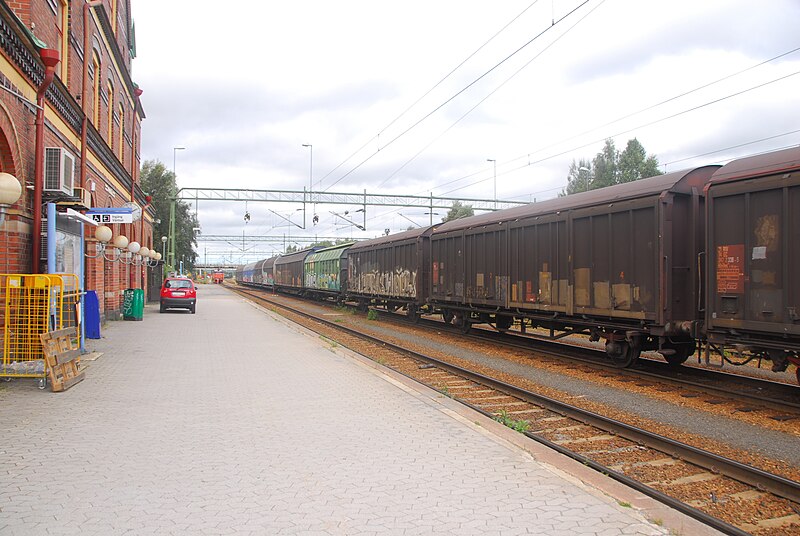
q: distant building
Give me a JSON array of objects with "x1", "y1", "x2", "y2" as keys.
[{"x1": 0, "y1": 0, "x2": 150, "y2": 320}]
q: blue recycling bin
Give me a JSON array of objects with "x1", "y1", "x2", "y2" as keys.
[{"x1": 85, "y1": 290, "x2": 101, "y2": 339}]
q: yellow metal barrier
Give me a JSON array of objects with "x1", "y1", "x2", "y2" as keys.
[{"x1": 0, "y1": 274, "x2": 81, "y2": 388}]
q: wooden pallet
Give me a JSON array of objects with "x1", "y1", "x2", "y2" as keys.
[{"x1": 39, "y1": 327, "x2": 85, "y2": 392}]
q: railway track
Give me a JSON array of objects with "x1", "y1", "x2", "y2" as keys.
[
  {"x1": 404, "y1": 314, "x2": 800, "y2": 416},
  {"x1": 232, "y1": 285, "x2": 800, "y2": 535}
]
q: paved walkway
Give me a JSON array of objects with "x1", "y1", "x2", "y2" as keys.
[{"x1": 0, "y1": 284, "x2": 720, "y2": 535}]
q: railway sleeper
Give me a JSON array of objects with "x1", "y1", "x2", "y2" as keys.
[
  {"x1": 657, "y1": 471, "x2": 723, "y2": 487},
  {"x1": 551, "y1": 434, "x2": 617, "y2": 446},
  {"x1": 607, "y1": 457, "x2": 679, "y2": 471}
]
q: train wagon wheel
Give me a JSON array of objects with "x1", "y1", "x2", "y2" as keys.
[
  {"x1": 663, "y1": 342, "x2": 696, "y2": 367},
  {"x1": 442, "y1": 310, "x2": 454, "y2": 324},
  {"x1": 454, "y1": 313, "x2": 471, "y2": 334},
  {"x1": 605, "y1": 340, "x2": 640, "y2": 368},
  {"x1": 495, "y1": 316, "x2": 513, "y2": 332},
  {"x1": 407, "y1": 305, "x2": 421, "y2": 324}
]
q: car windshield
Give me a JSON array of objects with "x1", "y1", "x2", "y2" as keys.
[{"x1": 165, "y1": 280, "x2": 192, "y2": 289}]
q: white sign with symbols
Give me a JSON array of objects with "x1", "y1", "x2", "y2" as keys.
[{"x1": 90, "y1": 212, "x2": 133, "y2": 224}]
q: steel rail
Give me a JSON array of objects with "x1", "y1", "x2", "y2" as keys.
[{"x1": 406, "y1": 314, "x2": 800, "y2": 412}]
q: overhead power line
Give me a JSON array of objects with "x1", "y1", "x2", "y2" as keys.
[
  {"x1": 325, "y1": 0, "x2": 593, "y2": 191},
  {"x1": 317, "y1": 0, "x2": 544, "y2": 191}
]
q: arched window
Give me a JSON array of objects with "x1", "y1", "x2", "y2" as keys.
[
  {"x1": 91, "y1": 52, "x2": 101, "y2": 128},
  {"x1": 106, "y1": 80, "x2": 114, "y2": 144},
  {"x1": 118, "y1": 102, "x2": 125, "y2": 161},
  {"x1": 55, "y1": 0, "x2": 69, "y2": 81}
]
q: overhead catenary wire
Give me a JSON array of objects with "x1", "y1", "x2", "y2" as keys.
[
  {"x1": 315, "y1": 0, "x2": 544, "y2": 191},
  {"x1": 432, "y1": 67, "x2": 800, "y2": 197},
  {"x1": 324, "y1": 0, "x2": 594, "y2": 192}
]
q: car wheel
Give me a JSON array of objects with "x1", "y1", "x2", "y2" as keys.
[
  {"x1": 160, "y1": 303, "x2": 166, "y2": 313},
  {"x1": 190, "y1": 305, "x2": 196, "y2": 314}
]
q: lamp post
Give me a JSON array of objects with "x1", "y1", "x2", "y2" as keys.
[
  {"x1": 486, "y1": 159, "x2": 496, "y2": 209},
  {"x1": 579, "y1": 166, "x2": 591, "y2": 192},
  {"x1": 173, "y1": 146, "x2": 185, "y2": 178},
  {"x1": 161, "y1": 235, "x2": 167, "y2": 262},
  {"x1": 301, "y1": 144, "x2": 313, "y2": 192}
]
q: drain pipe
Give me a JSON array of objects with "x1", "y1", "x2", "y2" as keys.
[
  {"x1": 31, "y1": 48, "x2": 60, "y2": 274},
  {"x1": 79, "y1": 1, "x2": 102, "y2": 192}
]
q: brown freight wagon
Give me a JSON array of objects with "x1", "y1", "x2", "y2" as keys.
[
  {"x1": 705, "y1": 147, "x2": 800, "y2": 380},
  {"x1": 347, "y1": 227, "x2": 433, "y2": 318},
  {"x1": 274, "y1": 247, "x2": 318, "y2": 294},
  {"x1": 429, "y1": 165, "x2": 719, "y2": 367}
]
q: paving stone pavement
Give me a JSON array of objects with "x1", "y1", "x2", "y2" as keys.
[{"x1": 0, "y1": 285, "x2": 719, "y2": 535}]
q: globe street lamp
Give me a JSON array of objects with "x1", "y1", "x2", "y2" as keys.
[
  {"x1": 486, "y1": 159, "x2": 496, "y2": 209},
  {"x1": 0, "y1": 172, "x2": 22, "y2": 226}
]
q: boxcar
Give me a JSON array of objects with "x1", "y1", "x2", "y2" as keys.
[
  {"x1": 304, "y1": 243, "x2": 352, "y2": 300},
  {"x1": 705, "y1": 146, "x2": 800, "y2": 377},
  {"x1": 260, "y1": 256, "x2": 278, "y2": 289},
  {"x1": 347, "y1": 226, "x2": 433, "y2": 317},
  {"x1": 251, "y1": 258, "x2": 269, "y2": 286},
  {"x1": 274, "y1": 247, "x2": 318, "y2": 294},
  {"x1": 429, "y1": 165, "x2": 719, "y2": 366},
  {"x1": 238, "y1": 261, "x2": 257, "y2": 284}
]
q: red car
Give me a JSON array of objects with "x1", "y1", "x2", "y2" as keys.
[{"x1": 160, "y1": 277, "x2": 197, "y2": 313}]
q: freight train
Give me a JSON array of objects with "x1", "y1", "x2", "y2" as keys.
[{"x1": 235, "y1": 147, "x2": 800, "y2": 382}]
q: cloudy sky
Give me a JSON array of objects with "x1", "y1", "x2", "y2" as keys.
[{"x1": 131, "y1": 0, "x2": 800, "y2": 264}]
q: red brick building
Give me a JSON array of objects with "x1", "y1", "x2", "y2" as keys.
[{"x1": 0, "y1": 0, "x2": 151, "y2": 320}]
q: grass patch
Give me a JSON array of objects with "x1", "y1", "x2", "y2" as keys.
[
  {"x1": 366, "y1": 309, "x2": 379, "y2": 321},
  {"x1": 320, "y1": 335, "x2": 338, "y2": 349},
  {"x1": 618, "y1": 501, "x2": 631, "y2": 508},
  {"x1": 439, "y1": 386, "x2": 452, "y2": 398},
  {"x1": 495, "y1": 410, "x2": 530, "y2": 433}
]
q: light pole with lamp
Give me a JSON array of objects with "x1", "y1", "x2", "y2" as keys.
[
  {"x1": 486, "y1": 159, "x2": 496, "y2": 209},
  {"x1": 302, "y1": 144, "x2": 313, "y2": 227},
  {"x1": 579, "y1": 166, "x2": 592, "y2": 192},
  {"x1": 301, "y1": 144, "x2": 313, "y2": 192},
  {"x1": 168, "y1": 147, "x2": 186, "y2": 271}
]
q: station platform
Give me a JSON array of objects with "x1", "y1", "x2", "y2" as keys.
[{"x1": 0, "y1": 284, "x2": 721, "y2": 535}]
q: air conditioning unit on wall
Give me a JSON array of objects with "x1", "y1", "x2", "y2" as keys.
[{"x1": 44, "y1": 147, "x2": 76, "y2": 196}]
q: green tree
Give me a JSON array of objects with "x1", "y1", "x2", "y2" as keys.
[
  {"x1": 592, "y1": 139, "x2": 619, "y2": 189},
  {"x1": 442, "y1": 201, "x2": 474, "y2": 222},
  {"x1": 618, "y1": 138, "x2": 661, "y2": 183},
  {"x1": 562, "y1": 158, "x2": 593, "y2": 196},
  {"x1": 564, "y1": 138, "x2": 662, "y2": 195},
  {"x1": 140, "y1": 160, "x2": 198, "y2": 272}
]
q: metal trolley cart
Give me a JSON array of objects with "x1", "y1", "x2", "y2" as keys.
[{"x1": 0, "y1": 273, "x2": 80, "y2": 389}]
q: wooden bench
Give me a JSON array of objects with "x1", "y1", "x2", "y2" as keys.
[{"x1": 39, "y1": 327, "x2": 85, "y2": 392}]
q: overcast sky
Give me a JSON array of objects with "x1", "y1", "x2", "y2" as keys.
[{"x1": 132, "y1": 0, "x2": 800, "y2": 264}]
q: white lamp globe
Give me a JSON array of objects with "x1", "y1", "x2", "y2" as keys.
[
  {"x1": 0, "y1": 172, "x2": 22, "y2": 205},
  {"x1": 139, "y1": 246, "x2": 150, "y2": 258},
  {"x1": 113, "y1": 235, "x2": 129, "y2": 249},
  {"x1": 128, "y1": 241, "x2": 140, "y2": 254},
  {"x1": 94, "y1": 225, "x2": 112, "y2": 243}
]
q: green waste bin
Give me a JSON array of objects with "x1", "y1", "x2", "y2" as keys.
[{"x1": 123, "y1": 288, "x2": 144, "y2": 321}]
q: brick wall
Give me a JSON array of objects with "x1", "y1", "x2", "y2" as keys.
[{"x1": 0, "y1": 1, "x2": 147, "y2": 322}]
